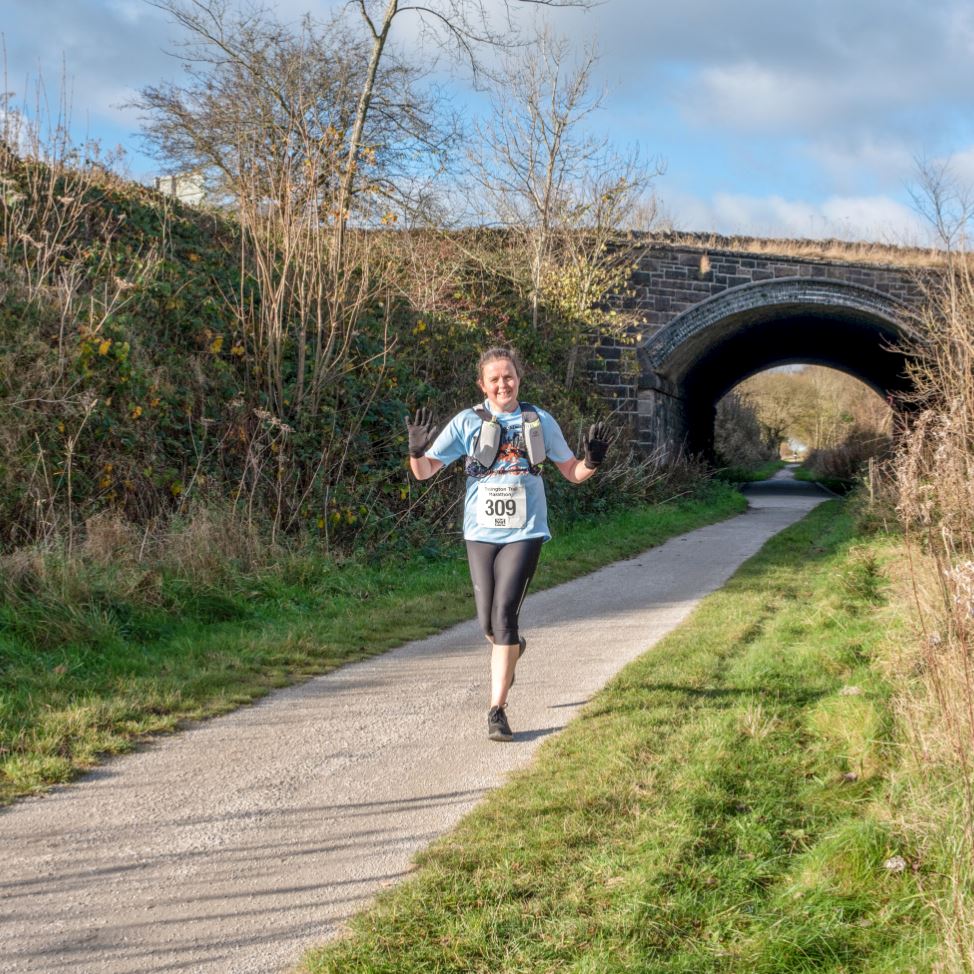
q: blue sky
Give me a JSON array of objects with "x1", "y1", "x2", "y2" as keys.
[{"x1": 6, "y1": 0, "x2": 974, "y2": 243}]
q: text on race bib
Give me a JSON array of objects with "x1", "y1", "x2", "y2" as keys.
[{"x1": 476, "y1": 483, "x2": 527, "y2": 530}]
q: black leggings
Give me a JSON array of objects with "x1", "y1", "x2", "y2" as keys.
[{"x1": 465, "y1": 538, "x2": 543, "y2": 646}]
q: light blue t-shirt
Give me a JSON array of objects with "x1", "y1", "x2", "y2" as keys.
[{"x1": 426, "y1": 401, "x2": 574, "y2": 543}]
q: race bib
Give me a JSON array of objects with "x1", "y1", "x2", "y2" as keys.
[{"x1": 476, "y1": 483, "x2": 527, "y2": 530}]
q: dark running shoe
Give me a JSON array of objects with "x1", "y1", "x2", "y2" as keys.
[
  {"x1": 509, "y1": 636, "x2": 527, "y2": 688},
  {"x1": 488, "y1": 705, "x2": 513, "y2": 742}
]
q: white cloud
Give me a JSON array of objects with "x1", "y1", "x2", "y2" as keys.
[
  {"x1": 945, "y1": 145, "x2": 974, "y2": 188},
  {"x1": 682, "y1": 63, "x2": 833, "y2": 132},
  {"x1": 817, "y1": 195, "x2": 928, "y2": 245},
  {"x1": 567, "y1": 0, "x2": 974, "y2": 150},
  {"x1": 804, "y1": 138, "x2": 918, "y2": 194},
  {"x1": 664, "y1": 189, "x2": 929, "y2": 245},
  {"x1": 4, "y1": 0, "x2": 179, "y2": 123},
  {"x1": 679, "y1": 55, "x2": 951, "y2": 142},
  {"x1": 945, "y1": 2, "x2": 974, "y2": 56}
]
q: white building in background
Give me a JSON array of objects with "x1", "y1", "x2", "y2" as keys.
[{"x1": 154, "y1": 173, "x2": 205, "y2": 205}]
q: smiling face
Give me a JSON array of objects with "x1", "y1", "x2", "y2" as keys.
[{"x1": 478, "y1": 356, "x2": 520, "y2": 414}]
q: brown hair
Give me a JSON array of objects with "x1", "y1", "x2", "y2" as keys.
[{"x1": 477, "y1": 346, "x2": 523, "y2": 381}]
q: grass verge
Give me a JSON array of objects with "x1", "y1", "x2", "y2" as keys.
[
  {"x1": 0, "y1": 483, "x2": 745, "y2": 805},
  {"x1": 302, "y1": 501, "x2": 937, "y2": 974}
]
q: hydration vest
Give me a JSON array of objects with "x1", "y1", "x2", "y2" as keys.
[{"x1": 472, "y1": 402, "x2": 546, "y2": 468}]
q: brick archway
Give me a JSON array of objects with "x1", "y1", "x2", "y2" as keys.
[{"x1": 634, "y1": 277, "x2": 917, "y2": 456}]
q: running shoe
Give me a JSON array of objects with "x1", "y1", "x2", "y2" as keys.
[
  {"x1": 487, "y1": 705, "x2": 513, "y2": 742},
  {"x1": 509, "y1": 636, "x2": 527, "y2": 687}
]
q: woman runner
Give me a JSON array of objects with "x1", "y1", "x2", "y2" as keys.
[{"x1": 406, "y1": 347, "x2": 613, "y2": 741}]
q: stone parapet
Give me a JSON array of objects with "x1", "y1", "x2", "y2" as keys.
[{"x1": 621, "y1": 243, "x2": 924, "y2": 344}]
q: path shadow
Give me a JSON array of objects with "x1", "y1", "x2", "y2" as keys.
[{"x1": 514, "y1": 726, "x2": 561, "y2": 743}]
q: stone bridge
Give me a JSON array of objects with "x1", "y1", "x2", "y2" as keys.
[{"x1": 592, "y1": 235, "x2": 928, "y2": 457}]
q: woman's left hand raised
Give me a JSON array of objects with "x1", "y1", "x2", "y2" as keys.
[{"x1": 583, "y1": 421, "x2": 615, "y2": 469}]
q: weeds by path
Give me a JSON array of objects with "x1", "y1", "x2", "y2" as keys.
[
  {"x1": 0, "y1": 485, "x2": 744, "y2": 805},
  {"x1": 302, "y1": 501, "x2": 937, "y2": 974}
]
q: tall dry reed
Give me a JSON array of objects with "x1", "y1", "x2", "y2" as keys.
[{"x1": 893, "y1": 253, "x2": 974, "y2": 973}]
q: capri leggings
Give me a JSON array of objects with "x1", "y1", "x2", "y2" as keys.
[{"x1": 465, "y1": 537, "x2": 544, "y2": 646}]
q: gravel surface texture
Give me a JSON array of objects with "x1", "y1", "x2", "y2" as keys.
[{"x1": 0, "y1": 474, "x2": 828, "y2": 974}]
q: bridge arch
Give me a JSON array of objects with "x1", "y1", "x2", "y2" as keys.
[{"x1": 635, "y1": 277, "x2": 918, "y2": 456}]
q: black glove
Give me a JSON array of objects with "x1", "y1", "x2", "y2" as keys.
[
  {"x1": 583, "y1": 421, "x2": 614, "y2": 469},
  {"x1": 406, "y1": 407, "x2": 437, "y2": 458}
]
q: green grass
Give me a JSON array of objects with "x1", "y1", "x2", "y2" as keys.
[
  {"x1": 0, "y1": 483, "x2": 745, "y2": 805},
  {"x1": 793, "y1": 466, "x2": 855, "y2": 495},
  {"x1": 714, "y1": 458, "x2": 786, "y2": 483},
  {"x1": 301, "y1": 502, "x2": 937, "y2": 974}
]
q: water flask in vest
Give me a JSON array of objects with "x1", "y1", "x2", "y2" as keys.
[
  {"x1": 523, "y1": 416, "x2": 545, "y2": 466},
  {"x1": 474, "y1": 418, "x2": 502, "y2": 467}
]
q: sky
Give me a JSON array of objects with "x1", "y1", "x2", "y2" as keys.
[{"x1": 5, "y1": 0, "x2": 974, "y2": 244}]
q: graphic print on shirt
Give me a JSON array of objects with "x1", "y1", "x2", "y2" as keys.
[{"x1": 465, "y1": 421, "x2": 540, "y2": 479}]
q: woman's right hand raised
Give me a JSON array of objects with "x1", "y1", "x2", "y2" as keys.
[{"x1": 405, "y1": 407, "x2": 437, "y2": 458}]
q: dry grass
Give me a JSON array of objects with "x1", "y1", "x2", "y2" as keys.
[
  {"x1": 736, "y1": 700, "x2": 778, "y2": 741},
  {"x1": 632, "y1": 229, "x2": 956, "y2": 270},
  {"x1": 0, "y1": 503, "x2": 284, "y2": 613},
  {"x1": 885, "y1": 252, "x2": 974, "y2": 972},
  {"x1": 78, "y1": 511, "x2": 142, "y2": 566},
  {"x1": 876, "y1": 550, "x2": 974, "y2": 974},
  {"x1": 805, "y1": 427, "x2": 893, "y2": 483},
  {"x1": 155, "y1": 504, "x2": 282, "y2": 583}
]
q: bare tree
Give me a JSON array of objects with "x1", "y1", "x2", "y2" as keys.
[
  {"x1": 908, "y1": 156, "x2": 974, "y2": 253},
  {"x1": 735, "y1": 371, "x2": 819, "y2": 452},
  {"x1": 729, "y1": 367, "x2": 891, "y2": 459},
  {"x1": 335, "y1": 0, "x2": 596, "y2": 255},
  {"x1": 138, "y1": 2, "x2": 453, "y2": 425},
  {"x1": 139, "y1": 2, "x2": 447, "y2": 216},
  {"x1": 469, "y1": 24, "x2": 660, "y2": 332}
]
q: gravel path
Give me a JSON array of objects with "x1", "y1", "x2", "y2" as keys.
[{"x1": 0, "y1": 475, "x2": 829, "y2": 974}]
